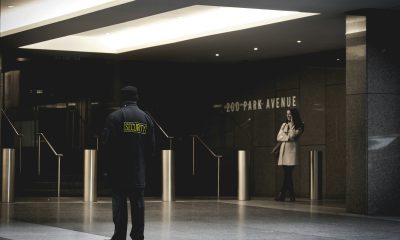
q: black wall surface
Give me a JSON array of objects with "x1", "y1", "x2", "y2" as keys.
[{"x1": 1, "y1": 49, "x2": 346, "y2": 199}]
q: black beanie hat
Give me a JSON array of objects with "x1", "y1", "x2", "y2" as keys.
[{"x1": 121, "y1": 86, "x2": 139, "y2": 101}]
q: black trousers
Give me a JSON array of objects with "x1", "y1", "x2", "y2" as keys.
[
  {"x1": 112, "y1": 188, "x2": 145, "y2": 240},
  {"x1": 280, "y1": 166, "x2": 295, "y2": 194}
]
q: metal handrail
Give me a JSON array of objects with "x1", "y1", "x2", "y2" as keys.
[
  {"x1": 1, "y1": 108, "x2": 23, "y2": 173},
  {"x1": 94, "y1": 135, "x2": 99, "y2": 151},
  {"x1": 1, "y1": 108, "x2": 22, "y2": 136},
  {"x1": 36, "y1": 132, "x2": 63, "y2": 198},
  {"x1": 191, "y1": 134, "x2": 223, "y2": 199},
  {"x1": 145, "y1": 111, "x2": 174, "y2": 150},
  {"x1": 192, "y1": 135, "x2": 221, "y2": 158}
]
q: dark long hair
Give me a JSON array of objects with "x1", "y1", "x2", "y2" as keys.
[{"x1": 287, "y1": 107, "x2": 304, "y2": 132}]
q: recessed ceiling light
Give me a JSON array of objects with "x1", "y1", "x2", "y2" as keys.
[
  {"x1": 297, "y1": 40, "x2": 302, "y2": 43},
  {"x1": 215, "y1": 53, "x2": 220, "y2": 57},
  {"x1": 253, "y1": 47, "x2": 258, "y2": 51},
  {"x1": 16, "y1": 57, "x2": 29, "y2": 62},
  {"x1": 29, "y1": 90, "x2": 43, "y2": 94},
  {"x1": 336, "y1": 58, "x2": 340, "y2": 61},
  {"x1": 21, "y1": 5, "x2": 318, "y2": 53}
]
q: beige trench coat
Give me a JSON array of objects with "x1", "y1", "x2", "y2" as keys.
[{"x1": 276, "y1": 123, "x2": 302, "y2": 166}]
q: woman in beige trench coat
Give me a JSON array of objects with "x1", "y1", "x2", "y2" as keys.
[{"x1": 275, "y1": 108, "x2": 304, "y2": 201}]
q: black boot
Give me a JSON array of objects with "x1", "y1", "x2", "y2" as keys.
[
  {"x1": 289, "y1": 190, "x2": 296, "y2": 202},
  {"x1": 274, "y1": 191, "x2": 286, "y2": 201}
]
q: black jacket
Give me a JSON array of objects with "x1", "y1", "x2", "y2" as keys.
[{"x1": 101, "y1": 101, "x2": 155, "y2": 189}]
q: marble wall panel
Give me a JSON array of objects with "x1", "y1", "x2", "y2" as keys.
[
  {"x1": 326, "y1": 68, "x2": 345, "y2": 86},
  {"x1": 253, "y1": 111, "x2": 276, "y2": 147},
  {"x1": 346, "y1": 15, "x2": 367, "y2": 95},
  {"x1": 253, "y1": 88, "x2": 276, "y2": 147},
  {"x1": 253, "y1": 147, "x2": 276, "y2": 196},
  {"x1": 346, "y1": 93, "x2": 368, "y2": 214},
  {"x1": 234, "y1": 111, "x2": 254, "y2": 150},
  {"x1": 275, "y1": 71, "x2": 300, "y2": 90},
  {"x1": 326, "y1": 84, "x2": 346, "y2": 198},
  {"x1": 367, "y1": 94, "x2": 400, "y2": 214},
  {"x1": 299, "y1": 69, "x2": 326, "y2": 145},
  {"x1": 367, "y1": 13, "x2": 400, "y2": 94}
]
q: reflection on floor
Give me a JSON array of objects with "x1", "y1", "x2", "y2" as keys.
[{"x1": 1, "y1": 197, "x2": 400, "y2": 240}]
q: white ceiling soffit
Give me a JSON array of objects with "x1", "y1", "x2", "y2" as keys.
[
  {"x1": 0, "y1": 0, "x2": 135, "y2": 37},
  {"x1": 20, "y1": 5, "x2": 319, "y2": 54}
]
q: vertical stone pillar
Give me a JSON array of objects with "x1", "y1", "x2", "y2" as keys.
[
  {"x1": 0, "y1": 54, "x2": 3, "y2": 150},
  {"x1": 346, "y1": 10, "x2": 400, "y2": 215}
]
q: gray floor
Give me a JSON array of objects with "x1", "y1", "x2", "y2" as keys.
[{"x1": 1, "y1": 197, "x2": 400, "y2": 240}]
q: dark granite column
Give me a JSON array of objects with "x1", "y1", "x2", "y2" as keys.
[
  {"x1": 0, "y1": 53, "x2": 3, "y2": 150},
  {"x1": 346, "y1": 11, "x2": 400, "y2": 215}
]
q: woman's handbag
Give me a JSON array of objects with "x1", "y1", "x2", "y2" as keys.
[{"x1": 271, "y1": 142, "x2": 281, "y2": 160}]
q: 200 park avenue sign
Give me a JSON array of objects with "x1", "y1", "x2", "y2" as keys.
[{"x1": 224, "y1": 96, "x2": 297, "y2": 112}]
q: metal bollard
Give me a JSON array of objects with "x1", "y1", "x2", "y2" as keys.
[
  {"x1": 84, "y1": 149, "x2": 97, "y2": 202},
  {"x1": 310, "y1": 150, "x2": 323, "y2": 200},
  {"x1": 162, "y1": 150, "x2": 175, "y2": 202},
  {"x1": 238, "y1": 150, "x2": 249, "y2": 201},
  {"x1": 2, "y1": 148, "x2": 15, "y2": 203}
]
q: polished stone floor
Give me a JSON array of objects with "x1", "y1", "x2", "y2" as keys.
[{"x1": 1, "y1": 197, "x2": 400, "y2": 240}]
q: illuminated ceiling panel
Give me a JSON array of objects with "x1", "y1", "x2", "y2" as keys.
[
  {"x1": 0, "y1": 0, "x2": 135, "y2": 36},
  {"x1": 20, "y1": 5, "x2": 318, "y2": 54}
]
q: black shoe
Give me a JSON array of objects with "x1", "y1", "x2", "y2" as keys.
[
  {"x1": 130, "y1": 232, "x2": 144, "y2": 240},
  {"x1": 109, "y1": 235, "x2": 126, "y2": 240},
  {"x1": 274, "y1": 192, "x2": 285, "y2": 201},
  {"x1": 289, "y1": 192, "x2": 296, "y2": 202}
]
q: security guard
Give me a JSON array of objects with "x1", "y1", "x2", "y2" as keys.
[{"x1": 102, "y1": 86, "x2": 155, "y2": 240}]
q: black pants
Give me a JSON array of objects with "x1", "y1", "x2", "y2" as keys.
[
  {"x1": 112, "y1": 188, "x2": 145, "y2": 240},
  {"x1": 280, "y1": 166, "x2": 295, "y2": 195}
]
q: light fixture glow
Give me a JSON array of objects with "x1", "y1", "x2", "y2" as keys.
[
  {"x1": 1, "y1": 0, "x2": 135, "y2": 36},
  {"x1": 215, "y1": 53, "x2": 220, "y2": 57},
  {"x1": 21, "y1": 5, "x2": 318, "y2": 53},
  {"x1": 29, "y1": 89, "x2": 44, "y2": 94},
  {"x1": 254, "y1": 47, "x2": 258, "y2": 51},
  {"x1": 297, "y1": 40, "x2": 302, "y2": 43},
  {"x1": 16, "y1": 57, "x2": 29, "y2": 62}
]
